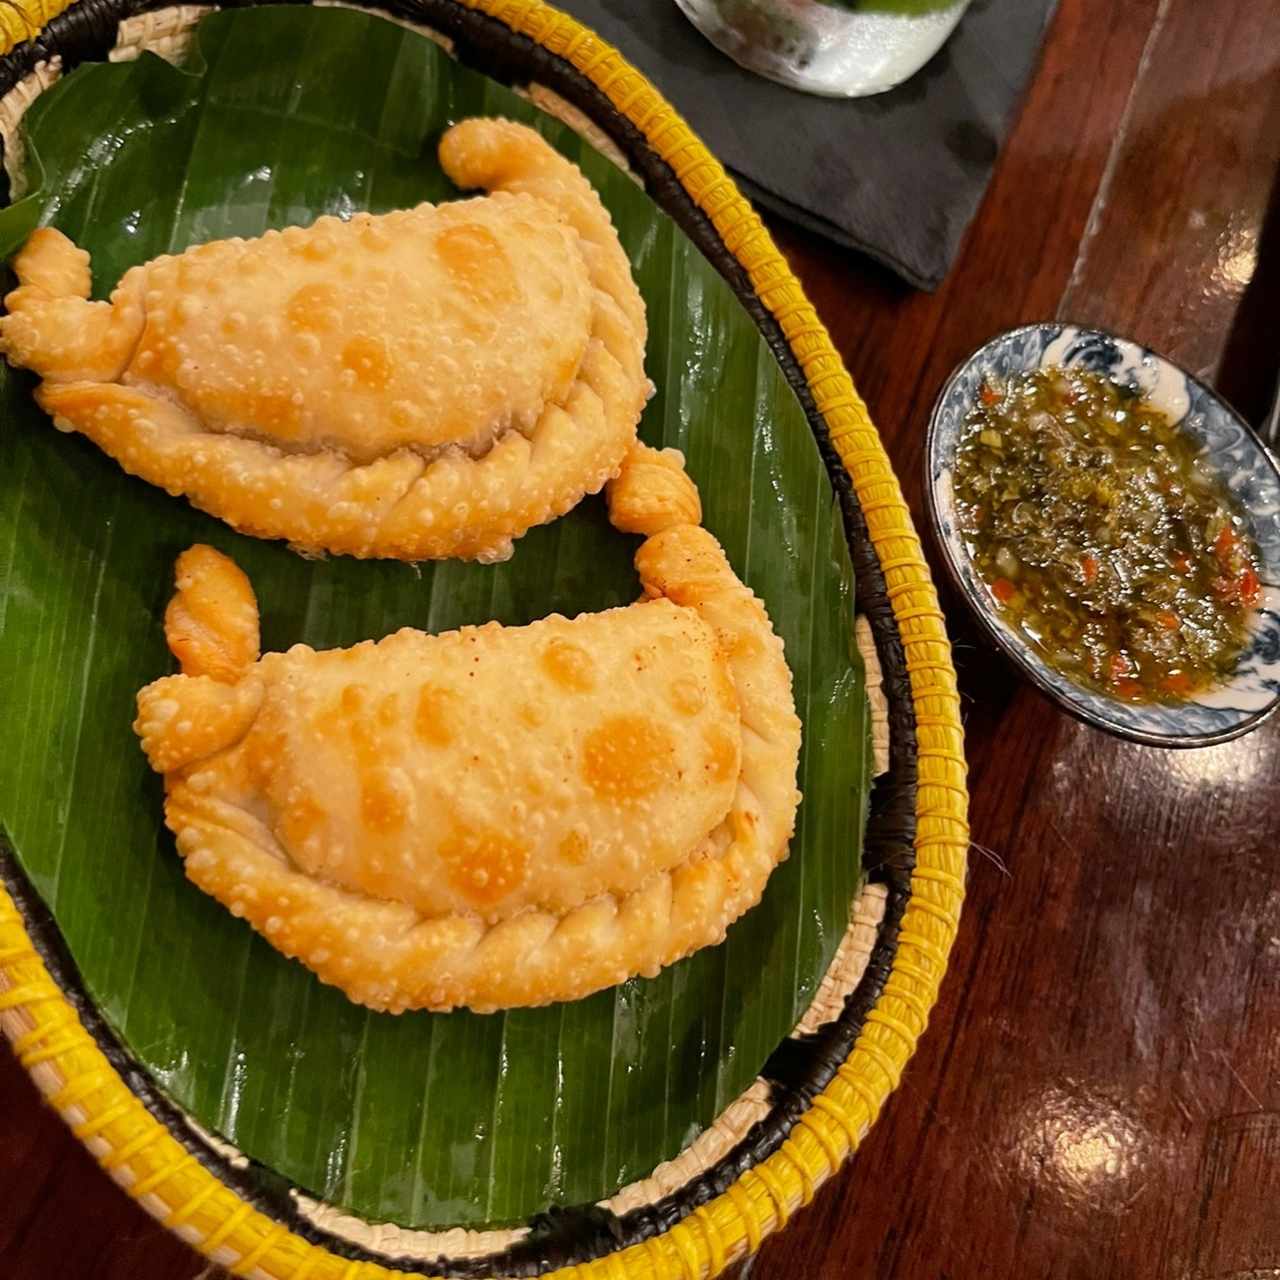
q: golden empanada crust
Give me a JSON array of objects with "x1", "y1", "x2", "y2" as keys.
[
  {"x1": 134, "y1": 447, "x2": 801, "y2": 1013},
  {"x1": 1, "y1": 119, "x2": 649, "y2": 563},
  {"x1": 126, "y1": 195, "x2": 594, "y2": 462}
]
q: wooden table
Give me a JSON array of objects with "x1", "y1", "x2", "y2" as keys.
[{"x1": 3, "y1": 1, "x2": 1278, "y2": 1275}]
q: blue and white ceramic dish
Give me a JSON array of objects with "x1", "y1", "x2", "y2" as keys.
[{"x1": 926, "y1": 323, "x2": 1280, "y2": 747}]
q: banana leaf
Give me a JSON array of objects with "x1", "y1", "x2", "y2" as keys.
[{"x1": 0, "y1": 6, "x2": 869, "y2": 1229}]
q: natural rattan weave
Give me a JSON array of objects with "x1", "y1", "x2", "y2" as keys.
[{"x1": 0, "y1": 3, "x2": 968, "y2": 1276}]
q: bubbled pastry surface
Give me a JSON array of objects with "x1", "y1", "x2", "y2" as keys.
[
  {"x1": 1, "y1": 119, "x2": 651, "y2": 563},
  {"x1": 133, "y1": 442, "x2": 800, "y2": 1013},
  {"x1": 223, "y1": 601, "x2": 739, "y2": 922},
  {"x1": 122, "y1": 196, "x2": 593, "y2": 463}
]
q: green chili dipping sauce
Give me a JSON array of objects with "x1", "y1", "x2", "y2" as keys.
[{"x1": 951, "y1": 366, "x2": 1261, "y2": 703}]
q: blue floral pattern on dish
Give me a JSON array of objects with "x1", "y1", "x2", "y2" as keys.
[{"x1": 926, "y1": 324, "x2": 1280, "y2": 746}]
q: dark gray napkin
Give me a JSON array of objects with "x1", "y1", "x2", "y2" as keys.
[{"x1": 554, "y1": 0, "x2": 1058, "y2": 289}]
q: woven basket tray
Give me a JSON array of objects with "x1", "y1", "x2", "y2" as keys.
[{"x1": 0, "y1": 2, "x2": 969, "y2": 1276}]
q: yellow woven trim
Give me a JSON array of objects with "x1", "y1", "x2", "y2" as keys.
[
  {"x1": 0, "y1": 2, "x2": 968, "y2": 1278},
  {"x1": 689, "y1": 1206, "x2": 726, "y2": 1275},
  {"x1": 0, "y1": 0, "x2": 73, "y2": 54},
  {"x1": 0, "y1": 893, "x2": 438, "y2": 1280}
]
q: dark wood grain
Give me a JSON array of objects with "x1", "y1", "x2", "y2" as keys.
[{"x1": 3, "y1": 0, "x2": 1279, "y2": 1276}]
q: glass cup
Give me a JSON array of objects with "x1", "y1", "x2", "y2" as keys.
[{"x1": 674, "y1": 0, "x2": 974, "y2": 98}]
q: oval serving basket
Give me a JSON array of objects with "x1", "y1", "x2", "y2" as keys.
[{"x1": 0, "y1": 1, "x2": 968, "y2": 1276}]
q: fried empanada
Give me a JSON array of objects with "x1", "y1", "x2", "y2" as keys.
[
  {"x1": 134, "y1": 447, "x2": 802, "y2": 1012},
  {"x1": 0, "y1": 119, "x2": 649, "y2": 562}
]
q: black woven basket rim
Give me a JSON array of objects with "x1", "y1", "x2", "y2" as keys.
[{"x1": 0, "y1": 3, "x2": 919, "y2": 1274}]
